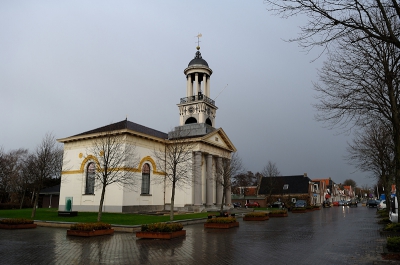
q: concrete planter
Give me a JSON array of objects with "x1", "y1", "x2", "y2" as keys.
[
  {"x1": 269, "y1": 213, "x2": 288, "y2": 217},
  {"x1": 136, "y1": 230, "x2": 186, "y2": 239},
  {"x1": 291, "y1": 208, "x2": 307, "y2": 213},
  {"x1": 243, "y1": 216, "x2": 269, "y2": 221},
  {"x1": 67, "y1": 229, "x2": 114, "y2": 237},
  {"x1": 0, "y1": 223, "x2": 37, "y2": 229},
  {"x1": 204, "y1": 222, "x2": 239, "y2": 229}
]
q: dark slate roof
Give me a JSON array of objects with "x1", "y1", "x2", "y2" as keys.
[
  {"x1": 188, "y1": 50, "x2": 209, "y2": 67},
  {"x1": 258, "y1": 175, "x2": 311, "y2": 195},
  {"x1": 73, "y1": 119, "x2": 168, "y2": 139},
  {"x1": 39, "y1": 184, "x2": 60, "y2": 195}
]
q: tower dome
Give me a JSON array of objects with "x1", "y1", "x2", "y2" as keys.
[{"x1": 188, "y1": 47, "x2": 209, "y2": 67}]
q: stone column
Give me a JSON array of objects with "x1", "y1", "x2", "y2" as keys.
[
  {"x1": 206, "y1": 154, "x2": 213, "y2": 206},
  {"x1": 194, "y1": 151, "x2": 202, "y2": 206},
  {"x1": 206, "y1": 75, "x2": 210, "y2": 97},
  {"x1": 187, "y1": 75, "x2": 192, "y2": 97},
  {"x1": 203, "y1": 74, "x2": 207, "y2": 96},
  {"x1": 216, "y1": 157, "x2": 223, "y2": 206},
  {"x1": 195, "y1": 73, "x2": 200, "y2": 95}
]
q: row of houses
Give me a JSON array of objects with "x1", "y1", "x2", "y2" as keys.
[
  {"x1": 41, "y1": 174, "x2": 354, "y2": 209},
  {"x1": 232, "y1": 174, "x2": 355, "y2": 208}
]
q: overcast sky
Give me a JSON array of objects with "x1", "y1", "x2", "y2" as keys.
[{"x1": 0, "y1": 1, "x2": 375, "y2": 188}]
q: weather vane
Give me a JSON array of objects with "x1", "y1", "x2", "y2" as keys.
[{"x1": 196, "y1": 33, "x2": 202, "y2": 49}]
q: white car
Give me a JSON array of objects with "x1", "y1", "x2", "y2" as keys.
[
  {"x1": 389, "y1": 197, "x2": 398, "y2": 223},
  {"x1": 378, "y1": 200, "x2": 386, "y2": 210}
]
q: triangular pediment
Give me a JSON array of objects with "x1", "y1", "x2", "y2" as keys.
[{"x1": 200, "y1": 128, "x2": 236, "y2": 152}]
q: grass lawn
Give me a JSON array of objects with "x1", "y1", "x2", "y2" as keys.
[{"x1": 0, "y1": 208, "x2": 216, "y2": 226}]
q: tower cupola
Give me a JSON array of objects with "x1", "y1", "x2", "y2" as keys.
[{"x1": 178, "y1": 45, "x2": 217, "y2": 128}]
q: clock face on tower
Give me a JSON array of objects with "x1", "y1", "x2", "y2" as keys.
[{"x1": 188, "y1": 106, "x2": 194, "y2": 114}]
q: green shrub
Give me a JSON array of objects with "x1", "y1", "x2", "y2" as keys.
[
  {"x1": 377, "y1": 210, "x2": 389, "y2": 218},
  {"x1": 206, "y1": 217, "x2": 236, "y2": 223},
  {"x1": 292, "y1": 207, "x2": 306, "y2": 211},
  {"x1": 70, "y1": 222, "x2": 111, "y2": 231},
  {"x1": 387, "y1": 237, "x2": 400, "y2": 252},
  {"x1": 141, "y1": 222, "x2": 183, "y2": 232},
  {"x1": 384, "y1": 223, "x2": 400, "y2": 232},
  {"x1": 0, "y1": 218, "x2": 34, "y2": 225},
  {"x1": 244, "y1": 212, "x2": 268, "y2": 217},
  {"x1": 272, "y1": 209, "x2": 288, "y2": 214},
  {"x1": 378, "y1": 217, "x2": 391, "y2": 224}
]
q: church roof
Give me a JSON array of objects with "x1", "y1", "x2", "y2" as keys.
[
  {"x1": 55, "y1": 119, "x2": 169, "y2": 143},
  {"x1": 74, "y1": 119, "x2": 168, "y2": 139},
  {"x1": 258, "y1": 175, "x2": 312, "y2": 195}
]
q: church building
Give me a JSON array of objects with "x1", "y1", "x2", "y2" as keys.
[{"x1": 58, "y1": 45, "x2": 236, "y2": 213}]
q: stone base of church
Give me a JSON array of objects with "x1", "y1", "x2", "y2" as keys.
[
  {"x1": 122, "y1": 205, "x2": 164, "y2": 213},
  {"x1": 164, "y1": 204, "x2": 206, "y2": 213}
]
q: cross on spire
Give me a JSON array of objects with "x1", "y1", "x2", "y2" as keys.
[{"x1": 196, "y1": 33, "x2": 202, "y2": 49}]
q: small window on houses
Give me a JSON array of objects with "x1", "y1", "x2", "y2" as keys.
[
  {"x1": 141, "y1": 163, "x2": 150, "y2": 195},
  {"x1": 283, "y1": 184, "x2": 289, "y2": 190},
  {"x1": 85, "y1": 162, "x2": 95, "y2": 194}
]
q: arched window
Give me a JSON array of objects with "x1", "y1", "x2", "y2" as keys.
[
  {"x1": 185, "y1": 117, "x2": 197, "y2": 124},
  {"x1": 85, "y1": 162, "x2": 95, "y2": 194},
  {"x1": 205, "y1": 118, "x2": 212, "y2": 126},
  {"x1": 141, "y1": 163, "x2": 150, "y2": 195}
]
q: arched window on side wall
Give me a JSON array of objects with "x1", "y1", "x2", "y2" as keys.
[
  {"x1": 85, "y1": 162, "x2": 95, "y2": 194},
  {"x1": 141, "y1": 163, "x2": 150, "y2": 195}
]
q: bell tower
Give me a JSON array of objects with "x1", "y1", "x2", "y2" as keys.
[{"x1": 178, "y1": 44, "x2": 217, "y2": 128}]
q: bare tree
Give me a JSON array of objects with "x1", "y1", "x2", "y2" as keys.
[
  {"x1": 215, "y1": 152, "x2": 243, "y2": 214},
  {"x1": 0, "y1": 148, "x2": 29, "y2": 205},
  {"x1": 312, "y1": 14, "x2": 400, "y2": 199},
  {"x1": 264, "y1": 0, "x2": 400, "y2": 51},
  {"x1": 153, "y1": 128, "x2": 196, "y2": 221},
  {"x1": 261, "y1": 161, "x2": 282, "y2": 203},
  {"x1": 343, "y1": 179, "x2": 357, "y2": 188},
  {"x1": 86, "y1": 127, "x2": 140, "y2": 222},
  {"x1": 347, "y1": 123, "x2": 394, "y2": 206},
  {"x1": 26, "y1": 133, "x2": 63, "y2": 218},
  {"x1": 231, "y1": 171, "x2": 258, "y2": 192},
  {"x1": 6, "y1": 149, "x2": 29, "y2": 207}
]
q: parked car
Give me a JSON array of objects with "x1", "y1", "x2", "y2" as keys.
[
  {"x1": 233, "y1": 202, "x2": 241, "y2": 208},
  {"x1": 378, "y1": 200, "x2": 386, "y2": 210},
  {"x1": 332, "y1": 201, "x2": 339, "y2": 206},
  {"x1": 245, "y1": 201, "x2": 260, "y2": 208},
  {"x1": 349, "y1": 199, "x2": 358, "y2": 207},
  {"x1": 269, "y1": 201, "x2": 284, "y2": 209},
  {"x1": 323, "y1": 200, "x2": 331, "y2": 208},
  {"x1": 367, "y1": 199, "x2": 379, "y2": 208},
  {"x1": 338, "y1": 200, "x2": 344, "y2": 206},
  {"x1": 294, "y1": 200, "x2": 307, "y2": 208},
  {"x1": 389, "y1": 197, "x2": 398, "y2": 223}
]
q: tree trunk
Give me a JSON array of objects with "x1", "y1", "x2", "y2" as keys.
[
  {"x1": 31, "y1": 191, "x2": 38, "y2": 218},
  {"x1": 170, "y1": 181, "x2": 176, "y2": 221},
  {"x1": 220, "y1": 186, "x2": 225, "y2": 215},
  {"x1": 97, "y1": 183, "x2": 106, "y2": 222},
  {"x1": 19, "y1": 189, "x2": 26, "y2": 209}
]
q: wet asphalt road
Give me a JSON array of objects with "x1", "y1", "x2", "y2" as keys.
[{"x1": 0, "y1": 206, "x2": 397, "y2": 265}]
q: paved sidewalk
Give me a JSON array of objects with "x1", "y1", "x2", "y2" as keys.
[{"x1": 0, "y1": 206, "x2": 398, "y2": 264}]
